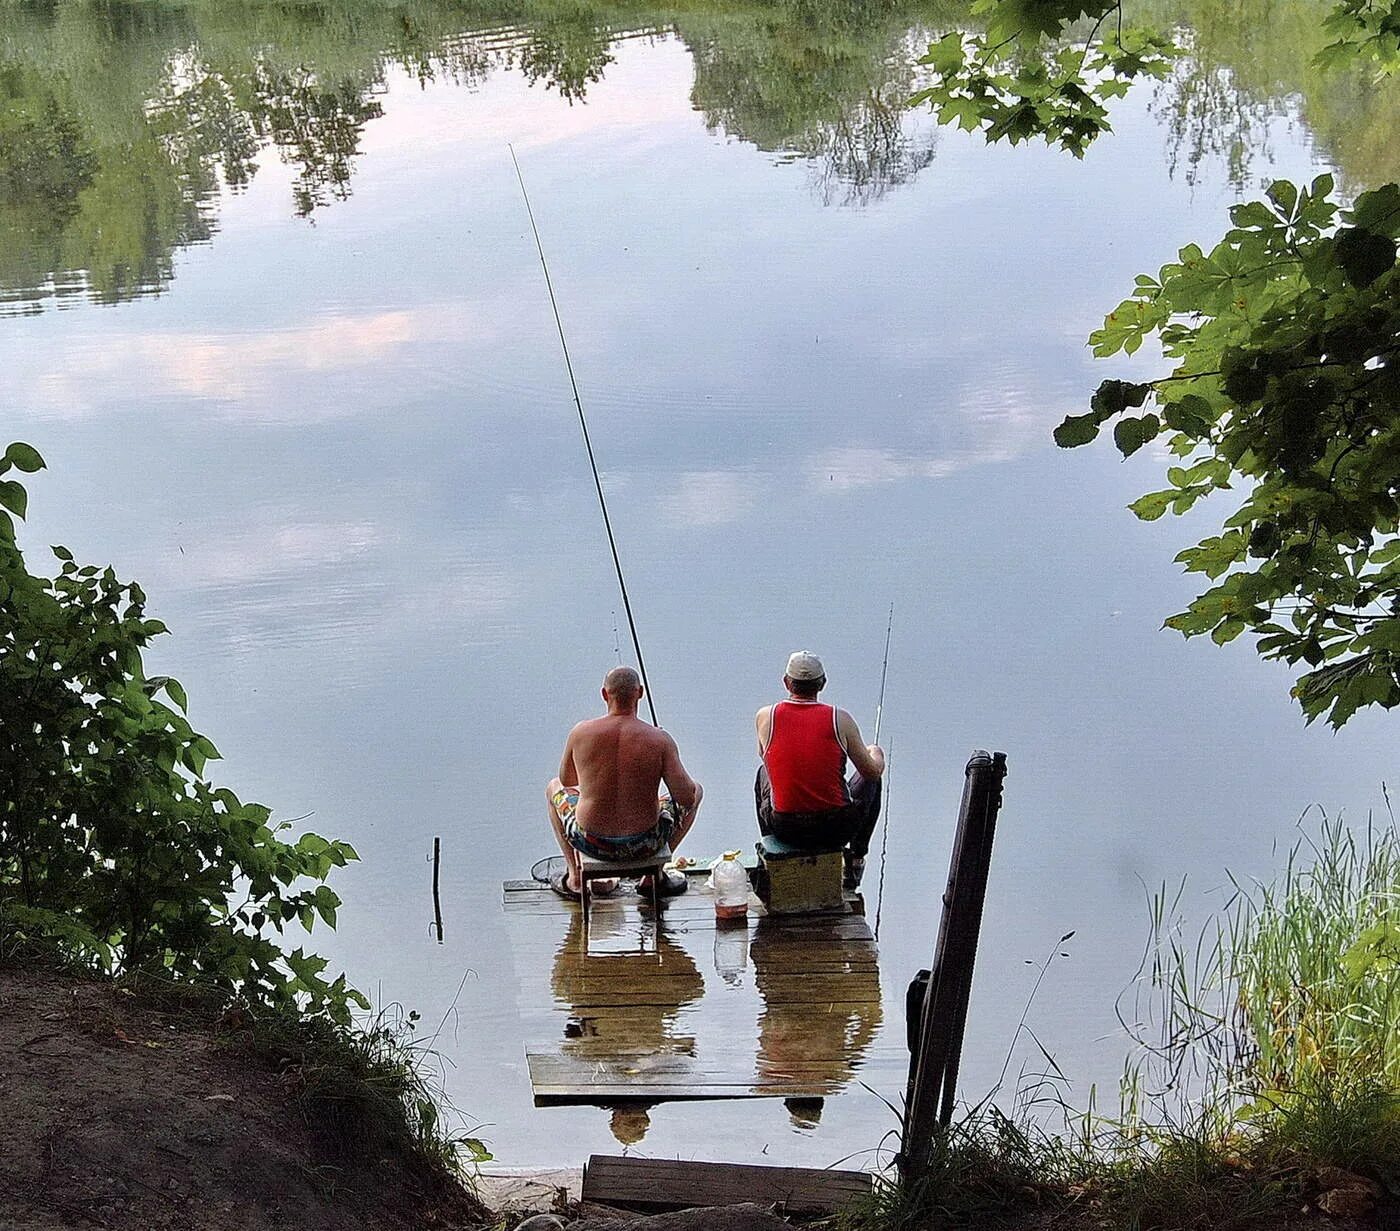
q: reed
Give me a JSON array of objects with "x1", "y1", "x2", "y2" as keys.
[
  {"x1": 1125, "y1": 806, "x2": 1400, "y2": 1129},
  {"x1": 850, "y1": 806, "x2": 1400, "y2": 1229}
]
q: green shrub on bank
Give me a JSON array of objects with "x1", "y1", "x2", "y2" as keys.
[
  {"x1": 0, "y1": 441, "x2": 364, "y2": 1022},
  {"x1": 1, "y1": 444, "x2": 488, "y2": 1184}
]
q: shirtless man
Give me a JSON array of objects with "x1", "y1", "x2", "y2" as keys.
[
  {"x1": 754, "y1": 650, "x2": 885, "y2": 890},
  {"x1": 546, "y1": 666, "x2": 703, "y2": 898}
]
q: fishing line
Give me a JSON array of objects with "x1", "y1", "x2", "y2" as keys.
[
  {"x1": 874, "y1": 734, "x2": 893, "y2": 941},
  {"x1": 509, "y1": 143, "x2": 659, "y2": 726},
  {"x1": 872, "y1": 603, "x2": 894, "y2": 938}
]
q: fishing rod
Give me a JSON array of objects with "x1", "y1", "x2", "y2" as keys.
[
  {"x1": 509, "y1": 144, "x2": 659, "y2": 727},
  {"x1": 873, "y1": 602, "x2": 893, "y2": 746}
]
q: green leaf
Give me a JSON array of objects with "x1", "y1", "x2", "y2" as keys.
[
  {"x1": 1350, "y1": 183, "x2": 1400, "y2": 238},
  {"x1": 920, "y1": 32, "x2": 966, "y2": 75},
  {"x1": 1334, "y1": 227, "x2": 1396, "y2": 287},
  {"x1": 1113, "y1": 414, "x2": 1161, "y2": 458},
  {"x1": 165, "y1": 679, "x2": 188, "y2": 713},
  {"x1": 1266, "y1": 179, "x2": 1299, "y2": 218},
  {"x1": 1129, "y1": 490, "x2": 1174, "y2": 521},
  {"x1": 0, "y1": 480, "x2": 28, "y2": 519},
  {"x1": 1054, "y1": 412, "x2": 1101, "y2": 447},
  {"x1": 1160, "y1": 394, "x2": 1216, "y2": 436},
  {"x1": 3, "y1": 442, "x2": 45, "y2": 473}
]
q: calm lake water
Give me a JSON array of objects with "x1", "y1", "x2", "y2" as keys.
[{"x1": 5, "y1": 0, "x2": 1399, "y2": 1169}]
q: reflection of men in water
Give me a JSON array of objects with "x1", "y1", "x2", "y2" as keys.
[
  {"x1": 750, "y1": 917, "x2": 882, "y2": 1110},
  {"x1": 551, "y1": 911, "x2": 704, "y2": 1146},
  {"x1": 754, "y1": 651, "x2": 885, "y2": 889},
  {"x1": 547, "y1": 666, "x2": 703, "y2": 897}
]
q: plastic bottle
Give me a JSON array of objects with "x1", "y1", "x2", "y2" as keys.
[{"x1": 712, "y1": 850, "x2": 749, "y2": 920}]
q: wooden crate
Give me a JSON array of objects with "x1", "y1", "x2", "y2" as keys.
[{"x1": 756, "y1": 838, "x2": 844, "y2": 915}]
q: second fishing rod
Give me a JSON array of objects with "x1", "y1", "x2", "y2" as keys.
[{"x1": 510, "y1": 146, "x2": 659, "y2": 727}]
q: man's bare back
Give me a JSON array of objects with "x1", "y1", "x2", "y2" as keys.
[
  {"x1": 562, "y1": 713, "x2": 684, "y2": 837},
  {"x1": 546, "y1": 667, "x2": 703, "y2": 895}
]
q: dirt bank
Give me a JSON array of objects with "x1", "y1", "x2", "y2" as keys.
[{"x1": 0, "y1": 964, "x2": 490, "y2": 1230}]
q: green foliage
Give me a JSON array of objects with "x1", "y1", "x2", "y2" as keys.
[
  {"x1": 910, "y1": 2, "x2": 1178, "y2": 157},
  {"x1": 0, "y1": 445, "x2": 368, "y2": 1024},
  {"x1": 911, "y1": 0, "x2": 1397, "y2": 159},
  {"x1": 1317, "y1": 0, "x2": 1400, "y2": 72},
  {"x1": 1120, "y1": 815, "x2": 1400, "y2": 1179},
  {"x1": 1056, "y1": 175, "x2": 1400, "y2": 726},
  {"x1": 1226, "y1": 816, "x2": 1400, "y2": 1097}
]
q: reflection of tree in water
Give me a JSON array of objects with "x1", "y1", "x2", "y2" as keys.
[
  {"x1": 0, "y1": 0, "x2": 954, "y2": 313},
  {"x1": 682, "y1": 4, "x2": 948, "y2": 206},
  {"x1": 0, "y1": 60, "x2": 218, "y2": 312},
  {"x1": 516, "y1": 17, "x2": 635, "y2": 102},
  {"x1": 4, "y1": 0, "x2": 1398, "y2": 312},
  {"x1": 801, "y1": 88, "x2": 937, "y2": 207},
  {"x1": 1144, "y1": 0, "x2": 1400, "y2": 190},
  {"x1": 156, "y1": 64, "x2": 385, "y2": 216}
]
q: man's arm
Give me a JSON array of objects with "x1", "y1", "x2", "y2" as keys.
[
  {"x1": 558, "y1": 726, "x2": 580, "y2": 788},
  {"x1": 837, "y1": 709, "x2": 885, "y2": 780},
  {"x1": 754, "y1": 705, "x2": 773, "y2": 759},
  {"x1": 660, "y1": 732, "x2": 701, "y2": 813}
]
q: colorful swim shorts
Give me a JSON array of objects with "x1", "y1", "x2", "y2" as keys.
[{"x1": 552, "y1": 786, "x2": 682, "y2": 861}]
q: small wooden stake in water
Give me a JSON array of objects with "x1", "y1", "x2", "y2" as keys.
[{"x1": 432, "y1": 836, "x2": 444, "y2": 945}]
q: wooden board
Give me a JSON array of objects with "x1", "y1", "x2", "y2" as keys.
[
  {"x1": 504, "y1": 866, "x2": 891, "y2": 1107},
  {"x1": 582, "y1": 1155, "x2": 872, "y2": 1214}
]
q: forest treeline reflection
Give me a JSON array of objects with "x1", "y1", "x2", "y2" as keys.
[{"x1": 0, "y1": 0, "x2": 1395, "y2": 313}]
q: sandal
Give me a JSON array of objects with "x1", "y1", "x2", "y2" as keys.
[
  {"x1": 550, "y1": 871, "x2": 619, "y2": 899},
  {"x1": 550, "y1": 871, "x2": 581, "y2": 900}
]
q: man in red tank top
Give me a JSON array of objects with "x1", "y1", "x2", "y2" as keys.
[{"x1": 754, "y1": 651, "x2": 886, "y2": 889}]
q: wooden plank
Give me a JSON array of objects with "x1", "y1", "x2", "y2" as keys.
[{"x1": 582, "y1": 1155, "x2": 872, "y2": 1214}]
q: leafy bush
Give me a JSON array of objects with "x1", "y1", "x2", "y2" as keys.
[
  {"x1": 1055, "y1": 176, "x2": 1400, "y2": 728},
  {"x1": 0, "y1": 442, "x2": 367, "y2": 1024}
]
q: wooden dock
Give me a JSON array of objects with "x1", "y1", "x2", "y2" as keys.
[{"x1": 502, "y1": 869, "x2": 886, "y2": 1106}]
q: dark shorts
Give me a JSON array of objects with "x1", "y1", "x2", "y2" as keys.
[
  {"x1": 755, "y1": 765, "x2": 882, "y2": 857},
  {"x1": 553, "y1": 786, "x2": 682, "y2": 861}
]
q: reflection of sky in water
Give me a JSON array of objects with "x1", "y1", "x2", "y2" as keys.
[{"x1": 6, "y1": 39, "x2": 1396, "y2": 1166}]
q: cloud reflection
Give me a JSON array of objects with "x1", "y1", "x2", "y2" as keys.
[
  {"x1": 24, "y1": 307, "x2": 486, "y2": 421},
  {"x1": 658, "y1": 470, "x2": 759, "y2": 527}
]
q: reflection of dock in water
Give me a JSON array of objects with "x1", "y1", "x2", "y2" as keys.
[{"x1": 501, "y1": 870, "x2": 884, "y2": 1109}]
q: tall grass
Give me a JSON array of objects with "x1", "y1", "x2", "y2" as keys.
[
  {"x1": 1125, "y1": 808, "x2": 1400, "y2": 1127},
  {"x1": 1230, "y1": 813, "x2": 1400, "y2": 1098},
  {"x1": 850, "y1": 808, "x2": 1400, "y2": 1229}
]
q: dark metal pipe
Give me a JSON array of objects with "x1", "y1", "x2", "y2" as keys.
[{"x1": 900, "y1": 750, "x2": 1007, "y2": 1180}]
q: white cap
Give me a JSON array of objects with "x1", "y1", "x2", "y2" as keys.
[{"x1": 785, "y1": 650, "x2": 825, "y2": 681}]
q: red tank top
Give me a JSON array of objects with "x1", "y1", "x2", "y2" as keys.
[{"x1": 763, "y1": 700, "x2": 850, "y2": 813}]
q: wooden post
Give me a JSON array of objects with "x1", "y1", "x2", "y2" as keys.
[
  {"x1": 900, "y1": 750, "x2": 1007, "y2": 1181},
  {"x1": 432, "y1": 836, "x2": 444, "y2": 944}
]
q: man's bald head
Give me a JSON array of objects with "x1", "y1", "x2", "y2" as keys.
[{"x1": 603, "y1": 666, "x2": 643, "y2": 704}]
